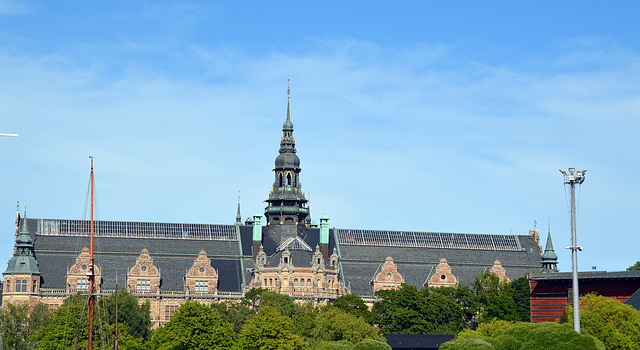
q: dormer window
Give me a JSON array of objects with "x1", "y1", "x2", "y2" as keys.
[
  {"x1": 284, "y1": 257, "x2": 289, "y2": 264},
  {"x1": 77, "y1": 278, "x2": 89, "y2": 291}
]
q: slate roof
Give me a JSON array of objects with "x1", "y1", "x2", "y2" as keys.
[
  {"x1": 528, "y1": 270, "x2": 640, "y2": 281},
  {"x1": 624, "y1": 287, "x2": 640, "y2": 310},
  {"x1": 338, "y1": 234, "x2": 542, "y2": 296},
  {"x1": 25, "y1": 218, "x2": 247, "y2": 292},
  {"x1": 16, "y1": 216, "x2": 543, "y2": 298}
]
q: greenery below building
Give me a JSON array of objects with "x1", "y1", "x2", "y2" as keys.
[{"x1": 3, "y1": 276, "x2": 639, "y2": 349}]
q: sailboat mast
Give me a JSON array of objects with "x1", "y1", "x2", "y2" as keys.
[{"x1": 88, "y1": 156, "x2": 95, "y2": 350}]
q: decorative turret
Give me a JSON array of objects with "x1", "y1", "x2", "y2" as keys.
[
  {"x1": 3, "y1": 218, "x2": 42, "y2": 304},
  {"x1": 541, "y1": 229, "x2": 559, "y2": 273},
  {"x1": 264, "y1": 88, "x2": 310, "y2": 245}
]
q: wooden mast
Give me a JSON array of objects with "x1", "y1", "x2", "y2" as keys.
[{"x1": 87, "y1": 156, "x2": 95, "y2": 350}]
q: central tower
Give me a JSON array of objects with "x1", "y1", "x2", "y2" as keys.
[{"x1": 264, "y1": 90, "x2": 310, "y2": 245}]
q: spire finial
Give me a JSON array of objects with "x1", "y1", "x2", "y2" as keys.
[
  {"x1": 287, "y1": 79, "x2": 290, "y2": 100},
  {"x1": 236, "y1": 191, "x2": 242, "y2": 224},
  {"x1": 24, "y1": 202, "x2": 26, "y2": 217}
]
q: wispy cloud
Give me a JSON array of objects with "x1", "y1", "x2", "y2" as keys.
[{"x1": 0, "y1": 0, "x2": 31, "y2": 15}]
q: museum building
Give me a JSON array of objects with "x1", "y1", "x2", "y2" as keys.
[{"x1": 2, "y1": 98, "x2": 545, "y2": 326}]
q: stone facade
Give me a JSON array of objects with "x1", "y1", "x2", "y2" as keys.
[
  {"x1": 372, "y1": 256, "x2": 404, "y2": 293},
  {"x1": 428, "y1": 258, "x2": 458, "y2": 287},
  {"x1": 249, "y1": 245, "x2": 346, "y2": 298}
]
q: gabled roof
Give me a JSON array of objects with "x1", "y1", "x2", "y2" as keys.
[
  {"x1": 624, "y1": 287, "x2": 640, "y2": 310},
  {"x1": 276, "y1": 236, "x2": 312, "y2": 252}
]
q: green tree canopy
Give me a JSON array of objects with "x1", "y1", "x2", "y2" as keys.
[
  {"x1": 310, "y1": 308, "x2": 383, "y2": 345},
  {"x1": 330, "y1": 294, "x2": 372, "y2": 323},
  {"x1": 472, "y1": 271, "x2": 520, "y2": 323},
  {"x1": 101, "y1": 288, "x2": 152, "y2": 341},
  {"x1": 235, "y1": 305, "x2": 306, "y2": 350},
  {"x1": 210, "y1": 300, "x2": 254, "y2": 334},
  {"x1": 628, "y1": 261, "x2": 640, "y2": 270},
  {"x1": 441, "y1": 321, "x2": 605, "y2": 350},
  {"x1": 33, "y1": 293, "x2": 132, "y2": 350},
  {"x1": 147, "y1": 301, "x2": 234, "y2": 350},
  {"x1": 0, "y1": 302, "x2": 52, "y2": 350},
  {"x1": 562, "y1": 293, "x2": 640, "y2": 350},
  {"x1": 371, "y1": 284, "x2": 466, "y2": 334}
]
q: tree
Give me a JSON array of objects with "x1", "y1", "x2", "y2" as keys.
[
  {"x1": 628, "y1": 261, "x2": 640, "y2": 271},
  {"x1": 561, "y1": 293, "x2": 640, "y2": 349},
  {"x1": 508, "y1": 276, "x2": 531, "y2": 322},
  {"x1": 33, "y1": 293, "x2": 123, "y2": 350},
  {"x1": 210, "y1": 301, "x2": 254, "y2": 334},
  {"x1": 472, "y1": 271, "x2": 519, "y2": 322},
  {"x1": 372, "y1": 284, "x2": 466, "y2": 334},
  {"x1": 0, "y1": 302, "x2": 52, "y2": 350},
  {"x1": 101, "y1": 288, "x2": 152, "y2": 341},
  {"x1": 353, "y1": 339, "x2": 391, "y2": 350},
  {"x1": 235, "y1": 306, "x2": 305, "y2": 350},
  {"x1": 424, "y1": 285, "x2": 480, "y2": 329},
  {"x1": 330, "y1": 294, "x2": 371, "y2": 323},
  {"x1": 309, "y1": 308, "x2": 384, "y2": 345},
  {"x1": 441, "y1": 321, "x2": 605, "y2": 350},
  {"x1": 148, "y1": 301, "x2": 234, "y2": 350}
]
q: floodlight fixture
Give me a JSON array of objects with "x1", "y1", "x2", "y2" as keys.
[{"x1": 560, "y1": 167, "x2": 586, "y2": 334}]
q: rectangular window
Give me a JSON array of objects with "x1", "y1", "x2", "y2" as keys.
[
  {"x1": 5, "y1": 279, "x2": 9, "y2": 292},
  {"x1": 16, "y1": 279, "x2": 22, "y2": 292},
  {"x1": 77, "y1": 278, "x2": 89, "y2": 291},
  {"x1": 21, "y1": 280, "x2": 27, "y2": 292},
  {"x1": 195, "y1": 280, "x2": 209, "y2": 293},
  {"x1": 164, "y1": 305, "x2": 179, "y2": 321},
  {"x1": 136, "y1": 279, "x2": 151, "y2": 292}
]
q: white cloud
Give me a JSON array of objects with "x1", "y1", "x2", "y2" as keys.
[{"x1": 1, "y1": 36, "x2": 640, "y2": 273}]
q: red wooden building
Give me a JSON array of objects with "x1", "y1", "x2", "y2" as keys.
[{"x1": 528, "y1": 270, "x2": 640, "y2": 322}]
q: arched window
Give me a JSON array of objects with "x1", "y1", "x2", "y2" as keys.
[
  {"x1": 5, "y1": 279, "x2": 9, "y2": 292},
  {"x1": 15, "y1": 279, "x2": 22, "y2": 292},
  {"x1": 269, "y1": 278, "x2": 273, "y2": 287},
  {"x1": 286, "y1": 173, "x2": 292, "y2": 186},
  {"x1": 279, "y1": 174, "x2": 283, "y2": 187},
  {"x1": 21, "y1": 280, "x2": 27, "y2": 292},
  {"x1": 264, "y1": 278, "x2": 267, "y2": 286},
  {"x1": 284, "y1": 257, "x2": 289, "y2": 264},
  {"x1": 294, "y1": 278, "x2": 298, "y2": 286},
  {"x1": 307, "y1": 279, "x2": 311, "y2": 286}
]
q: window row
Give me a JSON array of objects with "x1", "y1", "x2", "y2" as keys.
[{"x1": 4, "y1": 279, "x2": 38, "y2": 293}]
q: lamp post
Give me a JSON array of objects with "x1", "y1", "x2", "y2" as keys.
[{"x1": 559, "y1": 168, "x2": 586, "y2": 333}]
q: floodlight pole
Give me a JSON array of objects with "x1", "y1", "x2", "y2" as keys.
[{"x1": 560, "y1": 168, "x2": 586, "y2": 333}]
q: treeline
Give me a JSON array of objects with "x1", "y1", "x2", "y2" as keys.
[{"x1": 0, "y1": 272, "x2": 532, "y2": 349}]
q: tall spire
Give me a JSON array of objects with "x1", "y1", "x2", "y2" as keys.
[
  {"x1": 541, "y1": 221, "x2": 559, "y2": 273},
  {"x1": 235, "y1": 191, "x2": 242, "y2": 225},
  {"x1": 264, "y1": 81, "x2": 310, "y2": 245}
]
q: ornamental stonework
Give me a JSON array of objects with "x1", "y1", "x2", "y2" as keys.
[
  {"x1": 490, "y1": 259, "x2": 510, "y2": 282},
  {"x1": 249, "y1": 246, "x2": 346, "y2": 298},
  {"x1": 428, "y1": 258, "x2": 458, "y2": 287},
  {"x1": 372, "y1": 256, "x2": 404, "y2": 293},
  {"x1": 127, "y1": 248, "x2": 161, "y2": 294},
  {"x1": 185, "y1": 251, "x2": 218, "y2": 295},
  {"x1": 66, "y1": 247, "x2": 101, "y2": 293}
]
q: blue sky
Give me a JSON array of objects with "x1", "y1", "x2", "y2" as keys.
[{"x1": 1, "y1": 1, "x2": 639, "y2": 275}]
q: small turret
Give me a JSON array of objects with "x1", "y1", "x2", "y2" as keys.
[{"x1": 541, "y1": 228, "x2": 559, "y2": 273}]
